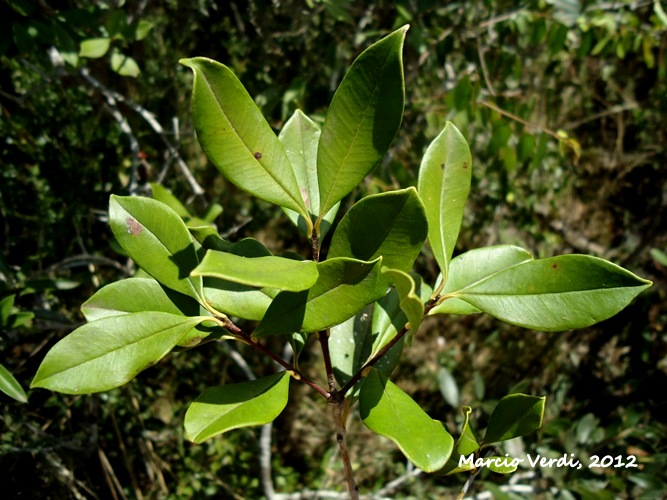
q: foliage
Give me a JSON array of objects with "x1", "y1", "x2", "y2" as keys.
[
  {"x1": 2, "y1": 1, "x2": 666, "y2": 498},
  {"x1": 29, "y1": 26, "x2": 652, "y2": 497}
]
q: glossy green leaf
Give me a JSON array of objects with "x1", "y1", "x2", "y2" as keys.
[
  {"x1": 79, "y1": 37, "x2": 110, "y2": 58},
  {"x1": 380, "y1": 268, "x2": 424, "y2": 335},
  {"x1": 431, "y1": 245, "x2": 533, "y2": 315},
  {"x1": 371, "y1": 273, "x2": 431, "y2": 357},
  {"x1": 81, "y1": 278, "x2": 194, "y2": 321},
  {"x1": 329, "y1": 305, "x2": 374, "y2": 399},
  {"x1": 149, "y1": 183, "x2": 191, "y2": 218},
  {"x1": 253, "y1": 257, "x2": 384, "y2": 337},
  {"x1": 360, "y1": 368, "x2": 454, "y2": 472},
  {"x1": 440, "y1": 406, "x2": 480, "y2": 475},
  {"x1": 109, "y1": 195, "x2": 203, "y2": 302},
  {"x1": 80, "y1": 278, "x2": 217, "y2": 348},
  {"x1": 204, "y1": 279, "x2": 278, "y2": 321},
  {"x1": 449, "y1": 255, "x2": 652, "y2": 331},
  {"x1": 192, "y1": 251, "x2": 318, "y2": 292},
  {"x1": 328, "y1": 188, "x2": 428, "y2": 272},
  {"x1": 190, "y1": 226, "x2": 271, "y2": 257},
  {"x1": 0, "y1": 363, "x2": 28, "y2": 403},
  {"x1": 185, "y1": 372, "x2": 290, "y2": 443},
  {"x1": 316, "y1": 26, "x2": 407, "y2": 228},
  {"x1": 31, "y1": 312, "x2": 207, "y2": 394},
  {"x1": 110, "y1": 50, "x2": 140, "y2": 77},
  {"x1": 484, "y1": 394, "x2": 546, "y2": 444},
  {"x1": 417, "y1": 122, "x2": 472, "y2": 285},
  {"x1": 180, "y1": 58, "x2": 309, "y2": 231},
  {"x1": 279, "y1": 109, "x2": 340, "y2": 238}
]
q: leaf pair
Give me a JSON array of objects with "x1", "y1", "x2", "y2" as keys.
[{"x1": 180, "y1": 25, "x2": 408, "y2": 237}]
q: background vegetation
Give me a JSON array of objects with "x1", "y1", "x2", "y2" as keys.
[{"x1": 1, "y1": 0, "x2": 665, "y2": 497}]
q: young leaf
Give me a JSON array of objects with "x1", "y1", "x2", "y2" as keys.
[
  {"x1": 109, "y1": 195, "x2": 203, "y2": 302},
  {"x1": 316, "y1": 26, "x2": 408, "y2": 229},
  {"x1": 417, "y1": 122, "x2": 472, "y2": 285},
  {"x1": 253, "y1": 257, "x2": 384, "y2": 337},
  {"x1": 449, "y1": 255, "x2": 652, "y2": 331},
  {"x1": 0, "y1": 363, "x2": 28, "y2": 403},
  {"x1": 431, "y1": 245, "x2": 533, "y2": 315},
  {"x1": 360, "y1": 368, "x2": 454, "y2": 472},
  {"x1": 204, "y1": 279, "x2": 278, "y2": 321},
  {"x1": 279, "y1": 109, "x2": 340, "y2": 238},
  {"x1": 328, "y1": 187, "x2": 428, "y2": 272},
  {"x1": 31, "y1": 312, "x2": 207, "y2": 394},
  {"x1": 439, "y1": 406, "x2": 480, "y2": 475},
  {"x1": 192, "y1": 251, "x2": 318, "y2": 292},
  {"x1": 380, "y1": 268, "x2": 424, "y2": 335},
  {"x1": 370, "y1": 272, "x2": 431, "y2": 357},
  {"x1": 180, "y1": 58, "x2": 310, "y2": 232},
  {"x1": 483, "y1": 394, "x2": 546, "y2": 444},
  {"x1": 185, "y1": 372, "x2": 290, "y2": 444}
]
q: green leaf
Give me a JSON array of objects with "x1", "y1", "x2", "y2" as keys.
[
  {"x1": 360, "y1": 368, "x2": 454, "y2": 472},
  {"x1": 371, "y1": 272, "x2": 431, "y2": 357},
  {"x1": 0, "y1": 363, "x2": 28, "y2": 403},
  {"x1": 185, "y1": 372, "x2": 290, "y2": 443},
  {"x1": 110, "y1": 50, "x2": 140, "y2": 77},
  {"x1": 109, "y1": 195, "x2": 203, "y2": 302},
  {"x1": 328, "y1": 187, "x2": 428, "y2": 273},
  {"x1": 484, "y1": 394, "x2": 546, "y2": 444},
  {"x1": 80, "y1": 278, "x2": 217, "y2": 348},
  {"x1": 316, "y1": 26, "x2": 408, "y2": 229},
  {"x1": 79, "y1": 37, "x2": 110, "y2": 58},
  {"x1": 204, "y1": 280, "x2": 278, "y2": 321},
  {"x1": 81, "y1": 278, "x2": 196, "y2": 321},
  {"x1": 440, "y1": 406, "x2": 480, "y2": 475},
  {"x1": 417, "y1": 122, "x2": 472, "y2": 285},
  {"x1": 149, "y1": 183, "x2": 191, "y2": 218},
  {"x1": 449, "y1": 255, "x2": 652, "y2": 331},
  {"x1": 31, "y1": 312, "x2": 207, "y2": 394},
  {"x1": 380, "y1": 268, "x2": 424, "y2": 335},
  {"x1": 180, "y1": 58, "x2": 310, "y2": 231},
  {"x1": 431, "y1": 245, "x2": 533, "y2": 315},
  {"x1": 190, "y1": 226, "x2": 272, "y2": 258},
  {"x1": 192, "y1": 251, "x2": 318, "y2": 292},
  {"x1": 329, "y1": 305, "x2": 374, "y2": 399},
  {"x1": 253, "y1": 257, "x2": 384, "y2": 337},
  {"x1": 485, "y1": 456, "x2": 520, "y2": 474},
  {"x1": 279, "y1": 109, "x2": 340, "y2": 238}
]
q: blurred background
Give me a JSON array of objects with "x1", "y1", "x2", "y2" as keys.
[{"x1": 1, "y1": 0, "x2": 665, "y2": 498}]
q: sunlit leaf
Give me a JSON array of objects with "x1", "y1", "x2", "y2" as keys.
[
  {"x1": 431, "y1": 245, "x2": 533, "y2": 315},
  {"x1": 360, "y1": 368, "x2": 454, "y2": 472},
  {"x1": 279, "y1": 109, "x2": 339, "y2": 238},
  {"x1": 440, "y1": 406, "x2": 480, "y2": 475},
  {"x1": 31, "y1": 312, "x2": 207, "y2": 394},
  {"x1": 328, "y1": 187, "x2": 428, "y2": 273},
  {"x1": 79, "y1": 37, "x2": 110, "y2": 58},
  {"x1": 192, "y1": 251, "x2": 318, "y2": 292},
  {"x1": 254, "y1": 257, "x2": 384, "y2": 337},
  {"x1": 0, "y1": 363, "x2": 28, "y2": 403},
  {"x1": 448, "y1": 255, "x2": 652, "y2": 331},
  {"x1": 417, "y1": 122, "x2": 472, "y2": 286},
  {"x1": 316, "y1": 26, "x2": 407, "y2": 229},
  {"x1": 109, "y1": 195, "x2": 203, "y2": 302},
  {"x1": 180, "y1": 58, "x2": 310, "y2": 231},
  {"x1": 185, "y1": 372, "x2": 290, "y2": 443}
]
